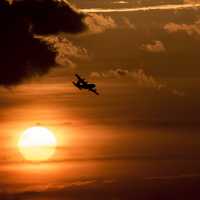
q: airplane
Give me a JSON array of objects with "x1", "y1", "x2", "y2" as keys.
[{"x1": 72, "y1": 74, "x2": 99, "y2": 95}]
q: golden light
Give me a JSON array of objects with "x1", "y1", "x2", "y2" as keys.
[{"x1": 18, "y1": 126, "x2": 57, "y2": 162}]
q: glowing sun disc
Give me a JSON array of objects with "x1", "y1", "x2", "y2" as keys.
[{"x1": 18, "y1": 126, "x2": 57, "y2": 161}]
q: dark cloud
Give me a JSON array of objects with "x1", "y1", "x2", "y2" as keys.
[
  {"x1": 0, "y1": 0, "x2": 86, "y2": 86},
  {"x1": 12, "y1": 0, "x2": 85, "y2": 35}
]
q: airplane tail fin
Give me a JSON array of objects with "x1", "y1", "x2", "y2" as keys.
[{"x1": 92, "y1": 89, "x2": 99, "y2": 95}]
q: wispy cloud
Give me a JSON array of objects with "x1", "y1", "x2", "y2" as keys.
[
  {"x1": 90, "y1": 68, "x2": 185, "y2": 96},
  {"x1": 112, "y1": 1, "x2": 128, "y2": 4},
  {"x1": 85, "y1": 14, "x2": 135, "y2": 34},
  {"x1": 183, "y1": 0, "x2": 200, "y2": 3},
  {"x1": 85, "y1": 14, "x2": 117, "y2": 33},
  {"x1": 141, "y1": 40, "x2": 166, "y2": 53},
  {"x1": 90, "y1": 68, "x2": 165, "y2": 90},
  {"x1": 36, "y1": 35, "x2": 89, "y2": 68},
  {"x1": 164, "y1": 20, "x2": 200, "y2": 36},
  {"x1": 0, "y1": 178, "x2": 116, "y2": 197},
  {"x1": 146, "y1": 174, "x2": 200, "y2": 181}
]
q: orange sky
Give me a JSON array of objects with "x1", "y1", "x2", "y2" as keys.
[{"x1": 1, "y1": 0, "x2": 200, "y2": 199}]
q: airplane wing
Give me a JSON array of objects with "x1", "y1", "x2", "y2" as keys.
[
  {"x1": 89, "y1": 88, "x2": 99, "y2": 95},
  {"x1": 75, "y1": 74, "x2": 87, "y2": 84}
]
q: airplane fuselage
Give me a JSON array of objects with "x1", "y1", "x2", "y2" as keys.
[{"x1": 74, "y1": 82, "x2": 96, "y2": 90}]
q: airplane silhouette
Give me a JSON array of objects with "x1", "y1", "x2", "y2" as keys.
[{"x1": 72, "y1": 74, "x2": 99, "y2": 95}]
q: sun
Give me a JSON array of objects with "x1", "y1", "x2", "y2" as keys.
[{"x1": 18, "y1": 126, "x2": 57, "y2": 162}]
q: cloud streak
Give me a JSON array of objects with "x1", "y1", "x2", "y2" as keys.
[{"x1": 81, "y1": 3, "x2": 200, "y2": 13}]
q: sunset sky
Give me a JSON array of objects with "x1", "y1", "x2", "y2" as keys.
[{"x1": 1, "y1": 0, "x2": 200, "y2": 199}]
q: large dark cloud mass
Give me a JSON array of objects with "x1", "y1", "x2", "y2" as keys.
[{"x1": 0, "y1": 0, "x2": 85, "y2": 86}]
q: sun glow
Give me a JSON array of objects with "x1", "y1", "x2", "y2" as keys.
[{"x1": 18, "y1": 126, "x2": 57, "y2": 162}]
